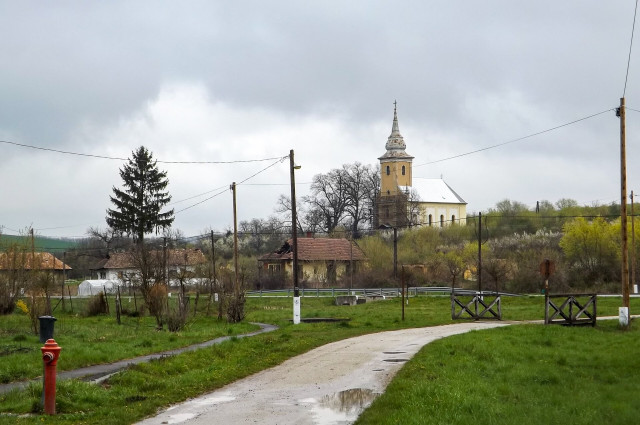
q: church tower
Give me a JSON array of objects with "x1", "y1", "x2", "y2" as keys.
[{"x1": 375, "y1": 103, "x2": 414, "y2": 228}]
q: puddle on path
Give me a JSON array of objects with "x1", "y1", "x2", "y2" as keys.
[
  {"x1": 305, "y1": 388, "x2": 379, "y2": 425},
  {"x1": 383, "y1": 358, "x2": 409, "y2": 363},
  {"x1": 382, "y1": 351, "x2": 406, "y2": 355}
]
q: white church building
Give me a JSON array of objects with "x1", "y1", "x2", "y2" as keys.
[{"x1": 374, "y1": 104, "x2": 467, "y2": 228}]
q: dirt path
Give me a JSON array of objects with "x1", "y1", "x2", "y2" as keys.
[{"x1": 136, "y1": 321, "x2": 509, "y2": 425}]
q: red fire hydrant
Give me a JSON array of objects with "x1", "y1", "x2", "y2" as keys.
[{"x1": 41, "y1": 339, "x2": 61, "y2": 415}]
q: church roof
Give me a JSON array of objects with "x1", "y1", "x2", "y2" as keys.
[
  {"x1": 378, "y1": 102, "x2": 414, "y2": 161},
  {"x1": 402, "y1": 178, "x2": 467, "y2": 205}
]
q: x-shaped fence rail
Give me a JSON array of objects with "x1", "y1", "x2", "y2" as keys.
[
  {"x1": 544, "y1": 293, "x2": 597, "y2": 326},
  {"x1": 451, "y1": 292, "x2": 502, "y2": 320}
]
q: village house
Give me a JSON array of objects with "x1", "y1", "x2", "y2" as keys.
[
  {"x1": 258, "y1": 237, "x2": 367, "y2": 285},
  {"x1": 0, "y1": 251, "x2": 71, "y2": 280},
  {"x1": 98, "y1": 248, "x2": 207, "y2": 286},
  {"x1": 375, "y1": 103, "x2": 467, "y2": 228}
]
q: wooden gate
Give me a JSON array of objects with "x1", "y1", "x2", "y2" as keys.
[
  {"x1": 544, "y1": 293, "x2": 596, "y2": 326},
  {"x1": 451, "y1": 291, "x2": 502, "y2": 320}
]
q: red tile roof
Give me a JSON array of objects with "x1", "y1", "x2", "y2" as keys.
[
  {"x1": 260, "y1": 238, "x2": 366, "y2": 262},
  {"x1": 0, "y1": 252, "x2": 71, "y2": 270}
]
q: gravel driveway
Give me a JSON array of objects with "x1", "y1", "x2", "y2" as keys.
[{"x1": 136, "y1": 321, "x2": 509, "y2": 425}]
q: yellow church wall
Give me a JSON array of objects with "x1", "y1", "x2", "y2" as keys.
[{"x1": 380, "y1": 160, "x2": 412, "y2": 195}]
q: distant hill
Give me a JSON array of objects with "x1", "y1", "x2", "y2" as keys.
[{"x1": 0, "y1": 234, "x2": 78, "y2": 252}]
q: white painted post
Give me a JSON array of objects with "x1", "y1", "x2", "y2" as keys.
[
  {"x1": 619, "y1": 307, "x2": 630, "y2": 327},
  {"x1": 293, "y1": 297, "x2": 301, "y2": 324}
]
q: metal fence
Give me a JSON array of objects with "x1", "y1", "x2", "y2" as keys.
[{"x1": 246, "y1": 287, "x2": 520, "y2": 298}]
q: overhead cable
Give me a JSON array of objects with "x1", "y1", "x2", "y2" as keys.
[
  {"x1": 414, "y1": 108, "x2": 614, "y2": 167},
  {"x1": 0, "y1": 140, "x2": 284, "y2": 164}
]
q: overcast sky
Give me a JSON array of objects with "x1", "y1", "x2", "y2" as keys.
[{"x1": 1, "y1": 1, "x2": 639, "y2": 239}]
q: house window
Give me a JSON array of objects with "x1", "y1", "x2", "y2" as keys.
[
  {"x1": 402, "y1": 165, "x2": 406, "y2": 175},
  {"x1": 386, "y1": 165, "x2": 390, "y2": 176},
  {"x1": 440, "y1": 215, "x2": 444, "y2": 227},
  {"x1": 428, "y1": 214, "x2": 433, "y2": 226},
  {"x1": 268, "y1": 264, "x2": 281, "y2": 272}
]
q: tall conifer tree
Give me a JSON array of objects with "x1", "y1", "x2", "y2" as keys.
[{"x1": 106, "y1": 146, "x2": 174, "y2": 243}]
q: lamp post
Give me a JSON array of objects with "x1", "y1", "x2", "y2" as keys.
[{"x1": 290, "y1": 149, "x2": 301, "y2": 324}]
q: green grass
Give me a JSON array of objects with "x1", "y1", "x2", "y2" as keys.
[
  {"x1": 0, "y1": 298, "x2": 257, "y2": 383},
  {"x1": 0, "y1": 294, "x2": 639, "y2": 424},
  {"x1": 355, "y1": 320, "x2": 640, "y2": 425}
]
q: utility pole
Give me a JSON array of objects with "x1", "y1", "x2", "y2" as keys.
[
  {"x1": 632, "y1": 191, "x2": 637, "y2": 295},
  {"x1": 618, "y1": 97, "x2": 630, "y2": 326},
  {"x1": 393, "y1": 227, "x2": 398, "y2": 278},
  {"x1": 163, "y1": 237, "x2": 168, "y2": 285},
  {"x1": 61, "y1": 252, "x2": 66, "y2": 311},
  {"x1": 210, "y1": 230, "x2": 216, "y2": 296},
  {"x1": 231, "y1": 182, "x2": 239, "y2": 298},
  {"x1": 349, "y1": 231, "x2": 353, "y2": 292},
  {"x1": 289, "y1": 150, "x2": 299, "y2": 297},
  {"x1": 289, "y1": 149, "x2": 301, "y2": 324},
  {"x1": 478, "y1": 212, "x2": 483, "y2": 294}
]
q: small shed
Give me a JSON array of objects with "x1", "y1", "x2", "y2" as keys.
[{"x1": 77, "y1": 280, "x2": 119, "y2": 296}]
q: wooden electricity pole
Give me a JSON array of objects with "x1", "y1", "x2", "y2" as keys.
[
  {"x1": 61, "y1": 251, "x2": 66, "y2": 310},
  {"x1": 289, "y1": 150, "x2": 300, "y2": 297},
  {"x1": 619, "y1": 97, "x2": 630, "y2": 313},
  {"x1": 631, "y1": 191, "x2": 637, "y2": 295},
  {"x1": 478, "y1": 212, "x2": 483, "y2": 294},
  {"x1": 231, "y1": 182, "x2": 239, "y2": 297}
]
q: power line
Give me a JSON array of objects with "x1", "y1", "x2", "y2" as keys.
[
  {"x1": 414, "y1": 108, "x2": 614, "y2": 167},
  {"x1": 623, "y1": 0, "x2": 639, "y2": 97},
  {"x1": 174, "y1": 156, "x2": 288, "y2": 214},
  {"x1": 0, "y1": 140, "x2": 284, "y2": 164},
  {"x1": 170, "y1": 185, "x2": 230, "y2": 206}
]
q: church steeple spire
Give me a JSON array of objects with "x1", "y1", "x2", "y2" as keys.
[
  {"x1": 380, "y1": 101, "x2": 412, "y2": 159},
  {"x1": 390, "y1": 100, "x2": 401, "y2": 137}
]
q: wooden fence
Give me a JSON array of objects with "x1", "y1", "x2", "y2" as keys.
[{"x1": 544, "y1": 293, "x2": 596, "y2": 326}]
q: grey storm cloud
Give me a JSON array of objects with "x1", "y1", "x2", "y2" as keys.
[{"x1": 0, "y1": 1, "x2": 638, "y2": 237}]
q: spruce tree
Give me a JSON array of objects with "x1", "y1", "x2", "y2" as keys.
[{"x1": 106, "y1": 146, "x2": 174, "y2": 243}]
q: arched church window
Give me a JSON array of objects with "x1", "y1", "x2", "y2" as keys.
[
  {"x1": 428, "y1": 214, "x2": 433, "y2": 226},
  {"x1": 402, "y1": 165, "x2": 406, "y2": 175},
  {"x1": 451, "y1": 215, "x2": 456, "y2": 224},
  {"x1": 386, "y1": 166, "x2": 390, "y2": 176},
  {"x1": 440, "y1": 215, "x2": 444, "y2": 227}
]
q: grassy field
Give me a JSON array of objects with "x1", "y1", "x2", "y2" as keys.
[
  {"x1": 0, "y1": 297, "x2": 258, "y2": 383},
  {"x1": 0, "y1": 294, "x2": 638, "y2": 424},
  {"x1": 356, "y1": 320, "x2": 640, "y2": 425}
]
